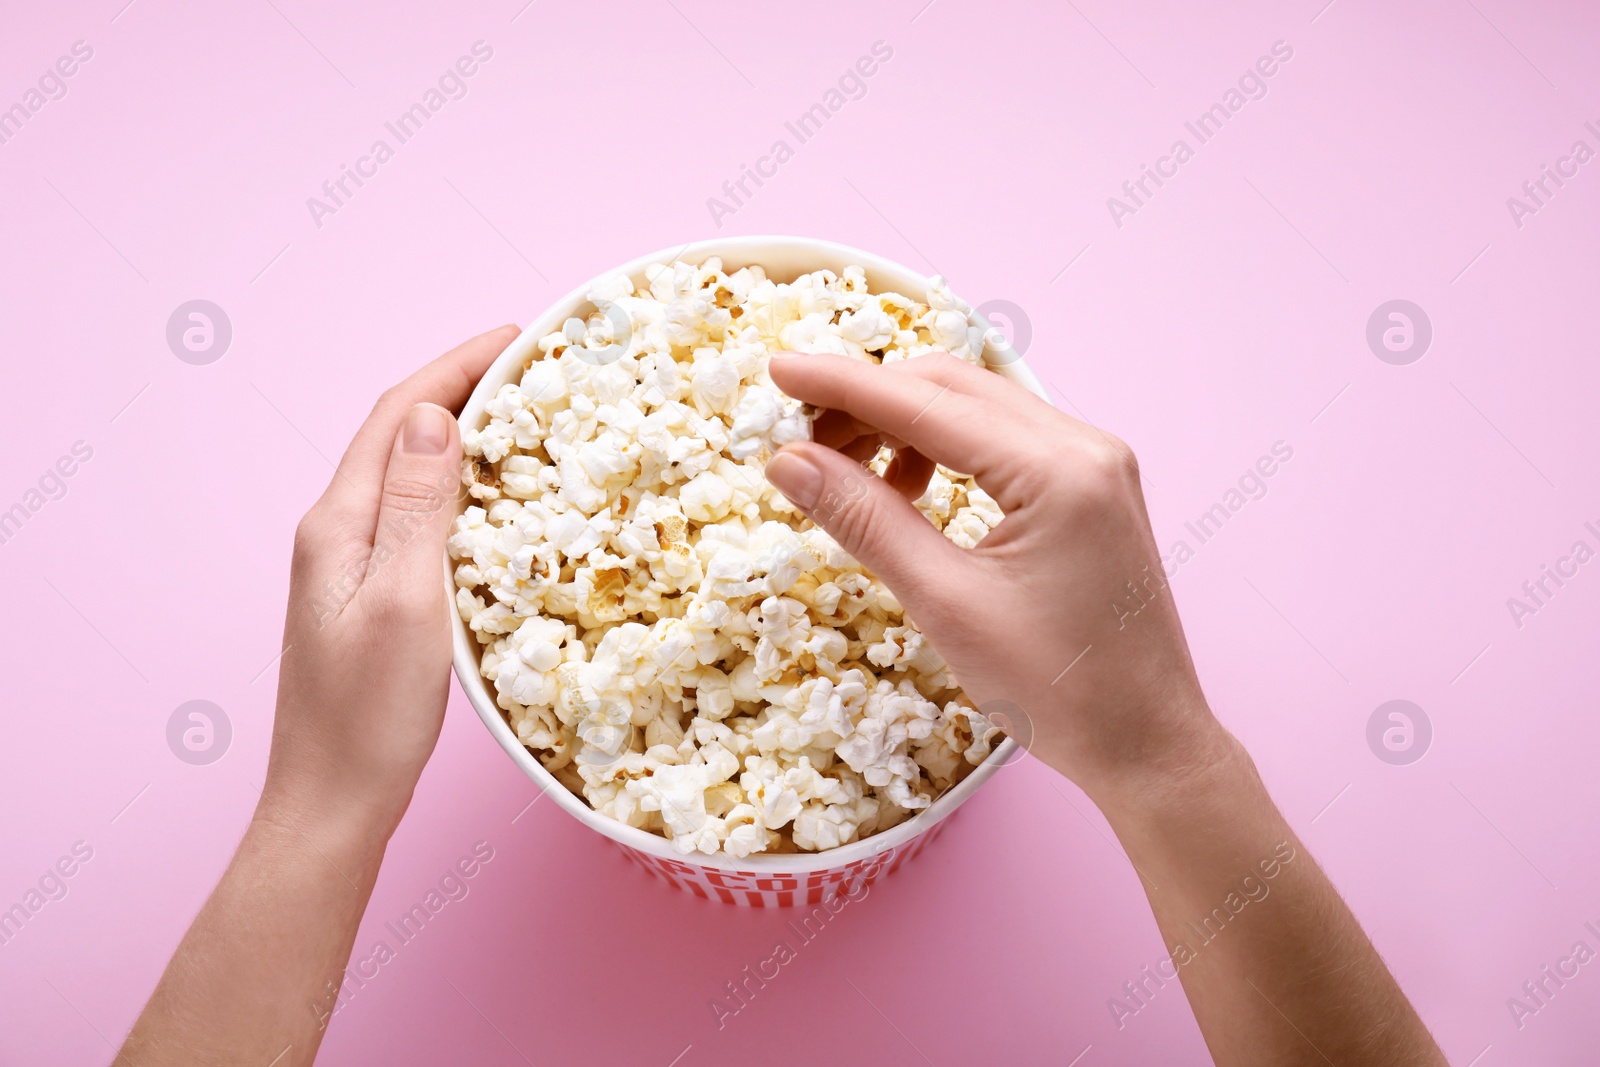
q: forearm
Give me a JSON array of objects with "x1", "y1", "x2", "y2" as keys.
[
  {"x1": 119, "y1": 795, "x2": 395, "y2": 1066},
  {"x1": 1092, "y1": 721, "x2": 1445, "y2": 1067}
]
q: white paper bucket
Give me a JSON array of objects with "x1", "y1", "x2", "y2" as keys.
[{"x1": 450, "y1": 235, "x2": 1043, "y2": 906}]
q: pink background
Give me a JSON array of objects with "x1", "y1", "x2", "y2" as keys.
[{"x1": 4, "y1": 0, "x2": 1599, "y2": 1063}]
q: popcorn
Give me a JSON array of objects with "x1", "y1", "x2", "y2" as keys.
[
  {"x1": 678, "y1": 469, "x2": 734, "y2": 523},
  {"x1": 450, "y1": 259, "x2": 1010, "y2": 855},
  {"x1": 726, "y1": 385, "x2": 811, "y2": 460}
]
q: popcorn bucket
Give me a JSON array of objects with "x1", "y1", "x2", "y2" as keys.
[{"x1": 450, "y1": 235, "x2": 1046, "y2": 907}]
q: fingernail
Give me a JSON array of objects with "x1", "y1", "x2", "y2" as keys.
[
  {"x1": 402, "y1": 404, "x2": 451, "y2": 455},
  {"x1": 765, "y1": 451, "x2": 823, "y2": 510}
]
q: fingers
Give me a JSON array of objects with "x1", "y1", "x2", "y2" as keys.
[
  {"x1": 357, "y1": 404, "x2": 463, "y2": 617},
  {"x1": 319, "y1": 325, "x2": 521, "y2": 537},
  {"x1": 765, "y1": 441, "x2": 966, "y2": 611},
  {"x1": 813, "y1": 410, "x2": 935, "y2": 501},
  {"x1": 884, "y1": 447, "x2": 936, "y2": 501},
  {"x1": 841, "y1": 437, "x2": 883, "y2": 464},
  {"x1": 770, "y1": 352, "x2": 1053, "y2": 490},
  {"x1": 810, "y1": 408, "x2": 882, "y2": 451}
]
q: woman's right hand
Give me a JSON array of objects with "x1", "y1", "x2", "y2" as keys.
[{"x1": 762, "y1": 351, "x2": 1235, "y2": 807}]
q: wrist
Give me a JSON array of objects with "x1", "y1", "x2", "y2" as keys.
[
  {"x1": 1070, "y1": 702, "x2": 1253, "y2": 824},
  {"x1": 255, "y1": 770, "x2": 411, "y2": 859}
]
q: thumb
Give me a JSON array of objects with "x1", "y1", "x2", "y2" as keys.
[
  {"x1": 765, "y1": 441, "x2": 966, "y2": 612},
  {"x1": 363, "y1": 403, "x2": 461, "y2": 610}
]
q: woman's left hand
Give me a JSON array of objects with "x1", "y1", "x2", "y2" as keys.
[{"x1": 262, "y1": 325, "x2": 520, "y2": 832}]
